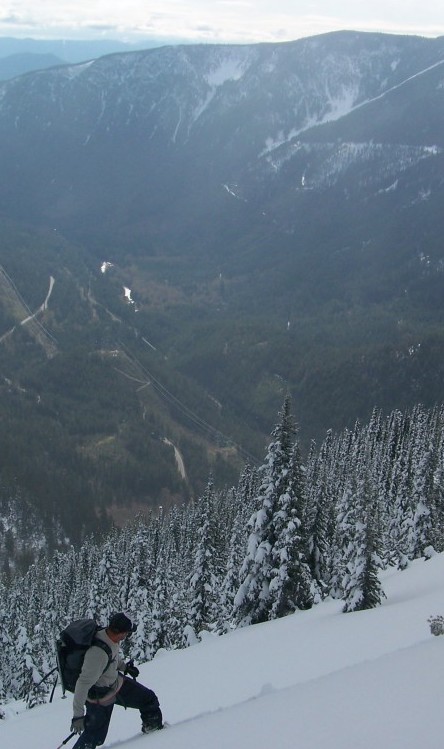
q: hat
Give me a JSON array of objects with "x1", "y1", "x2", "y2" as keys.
[{"x1": 108, "y1": 612, "x2": 136, "y2": 634}]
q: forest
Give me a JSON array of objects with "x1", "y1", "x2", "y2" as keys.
[{"x1": 1, "y1": 397, "x2": 443, "y2": 707}]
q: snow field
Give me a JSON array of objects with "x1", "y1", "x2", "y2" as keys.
[{"x1": 2, "y1": 552, "x2": 444, "y2": 749}]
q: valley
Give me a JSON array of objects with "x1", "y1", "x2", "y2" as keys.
[{"x1": 1, "y1": 30, "x2": 444, "y2": 557}]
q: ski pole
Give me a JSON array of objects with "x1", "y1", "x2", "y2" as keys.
[{"x1": 55, "y1": 732, "x2": 76, "y2": 749}]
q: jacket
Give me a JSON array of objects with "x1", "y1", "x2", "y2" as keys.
[{"x1": 72, "y1": 628, "x2": 126, "y2": 718}]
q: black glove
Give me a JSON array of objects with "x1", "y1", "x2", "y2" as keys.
[
  {"x1": 70, "y1": 716, "x2": 85, "y2": 734},
  {"x1": 125, "y1": 660, "x2": 139, "y2": 678}
]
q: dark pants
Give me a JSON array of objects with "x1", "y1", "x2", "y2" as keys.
[{"x1": 72, "y1": 677, "x2": 163, "y2": 749}]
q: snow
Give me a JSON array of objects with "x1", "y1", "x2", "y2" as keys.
[
  {"x1": 191, "y1": 54, "x2": 251, "y2": 125},
  {"x1": 123, "y1": 287, "x2": 135, "y2": 304},
  {"x1": 3, "y1": 553, "x2": 444, "y2": 748},
  {"x1": 204, "y1": 57, "x2": 248, "y2": 88},
  {"x1": 162, "y1": 438, "x2": 187, "y2": 481},
  {"x1": 261, "y1": 56, "x2": 444, "y2": 157},
  {"x1": 261, "y1": 84, "x2": 359, "y2": 156},
  {"x1": 321, "y1": 84, "x2": 360, "y2": 123},
  {"x1": 62, "y1": 60, "x2": 95, "y2": 80}
]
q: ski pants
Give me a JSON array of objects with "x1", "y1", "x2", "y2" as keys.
[{"x1": 72, "y1": 676, "x2": 163, "y2": 749}]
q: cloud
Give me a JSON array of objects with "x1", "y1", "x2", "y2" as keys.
[
  {"x1": 0, "y1": 15, "x2": 22, "y2": 24},
  {"x1": 1, "y1": 1, "x2": 444, "y2": 42}
]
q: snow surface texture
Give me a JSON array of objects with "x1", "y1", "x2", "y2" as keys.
[{"x1": 2, "y1": 553, "x2": 444, "y2": 748}]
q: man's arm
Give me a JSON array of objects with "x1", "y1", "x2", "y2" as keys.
[{"x1": 73, "y1": 646, "x2": 109, "y2": 718}]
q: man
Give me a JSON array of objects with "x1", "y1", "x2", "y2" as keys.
[{"x1": 70, "y1": 612, "x2": 163, "y2": 749}]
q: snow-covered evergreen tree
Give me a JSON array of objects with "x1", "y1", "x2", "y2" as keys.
[
  {"x1": 217, "y1": 511, "x2": 247, "y2": 632},
  {"x1": 234, "y1": 397, "x2": 315, "y2": 625},
  {"x1": 186, "y1": 478, "x2": 220, "y2": 637},
  {"x1": 146, "y1": 560, "x2": 170, "y2": 656},
  {"x1": 306, "y1": 431, "x2": 336, "y2": 595},
  {"x1": 387, "y1": 423, "x2": 414, "y2": 569},
  {"x1": 268, "y1": 439, "x2": 317, "y2": 618},
  {"x1": 410, "y1": 406, "x2": 437, "y2": 557},
  {"x1": 341, "y1": 452, "x2": 385, "y2": 613},
  {"x1": 87, "y1": 530, "x2": 121, "y2": 623},
  {"x1": 430, "y1": 417, "x2": 444, "y2": 553},
  {"x1": 13, "y1": 625, "x2": 46, "y2": 708}
]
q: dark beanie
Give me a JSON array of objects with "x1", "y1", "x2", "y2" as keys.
[{"x1": 108, "y1": 612, "x2": 136, "y2": 634}]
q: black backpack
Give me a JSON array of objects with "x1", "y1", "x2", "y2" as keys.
[{"x1": 56, "y1": 618, "x2": 113, "y2": 696}]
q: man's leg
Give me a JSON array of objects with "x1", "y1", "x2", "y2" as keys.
[
  {"x1": 115, "y1": 676, "x2": 163, "y2": 731},
  {"x1": 72, "y1": 702, "x2": 114, "y2": 749}
]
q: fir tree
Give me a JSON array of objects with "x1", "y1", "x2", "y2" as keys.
[
  {"x1": 186, "y1": 478, "x2": 220, "y2": 637},
  {"x1": 410, "y1": 406, "x2": 436, "y2": 557},
  {"x1": 234, "y1": 397, "x2": 315, "y2": 625},
  {"x1": 306, "y1": 431, "x2": 335, "y2": 595},
  {"x1": 218, "y1": 511, "x2": 247, "y2": 632},
  {"x1": 268, "y1": 440, "x2": 317, "y2": 618},
  {"x1": 341, "y1": 454, "x2": 385, "y2": 613}
]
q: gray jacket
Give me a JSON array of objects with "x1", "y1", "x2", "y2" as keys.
[{"x1": 72, "y1": 629, "x2": 125, "y2": 718}]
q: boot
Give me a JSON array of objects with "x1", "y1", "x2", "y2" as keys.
[{"x1": 141, "y1": 722, "x2": 164, "y2": 734}]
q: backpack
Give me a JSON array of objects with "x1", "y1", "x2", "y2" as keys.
[{"x1": 56, "y1": 618, "x2": 113, "y2": 696}]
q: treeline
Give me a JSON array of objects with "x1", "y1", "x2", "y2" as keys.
[{"x1": 1, "y1": 399, "x2": 444, "y2": 706}]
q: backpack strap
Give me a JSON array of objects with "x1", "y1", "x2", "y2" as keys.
[
  {"x1": 91, "y1": 638, "x2": 113, "y2": 675},
  {"x1": 86, "y1": 639, "x2": 114, "y2": 699}
]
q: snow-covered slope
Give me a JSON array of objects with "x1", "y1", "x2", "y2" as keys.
[{"x1": 3, "y1": 553, "x2": 444, "y2": 749}]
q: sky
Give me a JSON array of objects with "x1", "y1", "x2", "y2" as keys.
[
  {"x1": 2, "y1": 552, "x2": 444, "y2": 749},
  {"x1": 1, "y1": 1, "x2": 444, "y2": 45}
]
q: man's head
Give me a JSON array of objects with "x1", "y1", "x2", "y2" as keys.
[{"x1": 107, "y1": 612, "x2": 136, "y2": 642}]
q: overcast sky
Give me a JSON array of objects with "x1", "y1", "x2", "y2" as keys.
[{"x1": 1, "y1": 1, "x2": 443, "y2": 44}]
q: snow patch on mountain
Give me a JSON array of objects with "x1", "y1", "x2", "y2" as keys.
[
  {"x1": 187, "y1": 50, "x2": 253, "y2": 127},
  {"x1": 63, "y1": 59, "x2": 95, "y2": 80},
  {"x1": 262, "y1": 140, "x2": 442, "y2": 191},
  {"x1": 191, "y1": 90, "x2": 215, "y2": 122},
  {"x1": 309, "y1": 142, "x2": 442, "y2": 189},
  {"x1": 123, "y1": 287, "x2": 135, "y2": 304},
  {"x1": 204, "y1": 56, "x2": 249, "y2": 87},
  {"x1": 260, "y1": 83, "x2": 360, "y2": 156},
  {"x1": 322, "y1": 83, "x2": 360, "y2": 123}
]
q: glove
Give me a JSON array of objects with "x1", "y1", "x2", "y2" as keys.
[
  {"x1": 70, "y1": 716, "x2": 85, "y2": 734},
  {"x1": 125, "y1": 660, "x2": 139, "y2": 678}
]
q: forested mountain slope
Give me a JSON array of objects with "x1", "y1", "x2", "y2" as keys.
[{"x1": 1, "y1": 31, "x2": 444, "y2": 556}]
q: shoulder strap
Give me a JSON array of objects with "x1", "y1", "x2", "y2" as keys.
[{"x1": 91, "y1": 637, "x2": 113, "y2": 674}]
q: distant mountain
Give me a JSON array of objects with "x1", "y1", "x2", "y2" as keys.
[
  {"x1": 0, "y1": 37, "x2": 182, "y2": 81},
  {"x1": 0, "y1": 52, "x2": 64, "y2": 80},
  {"x1": 0, "y1": 32, "x2": 443, "y2": 241},
  {"x1": 0, "y1": 36, "x2": 168, "y2": 64},
  {"x1": 1, "y1": 30, "x2": 444, "y2": 547}
]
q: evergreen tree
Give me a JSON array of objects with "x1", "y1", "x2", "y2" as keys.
[
  {"x1": 234, "y1": 397, "x2": 315, "y2": 625},
  {"x1": 387, "y1": 426, "x2": 414, "y2": 569},
  {"x1": 124, "y1": 525, "x2": 154, "y2": 662},
  {"x1": 341, "y1": 453, "x2": 385, "y2": 613},
  {"x1": 410, "y1": 406, "x2": 437, "y2": 557},
  {"x1": 186, "y1": 478, "x2": 220, "y2": 637},
  {"x1": 269, "y1": 440, "x2": 317, "y2": 618},
  {"x1": 146, "y1": 560, "x2": 169, "y2": 656},
  {"x1": 87, "y1": 531, "x2": 120, "y2": 622},
  {"x1": 14, "y1": 625, "x2": 46, "y2": 708},
  {"x1": 306, "y1": 431, "x2": 335, "y2": 595},
  {"x1": 218, "y1": 511, "x2": 247, "y2": 632},
  {"x1": 430, "y1": 419, "x2": 444, "y2": 553}
]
